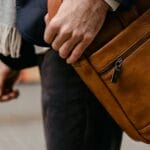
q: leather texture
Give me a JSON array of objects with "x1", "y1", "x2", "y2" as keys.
[
  {"x1": 73, "y1": 10, "x2": 150, "y2": 143},
  {"x1": 47, "y1": 0, "x2": 62, "y2": 20},
  {"x1": 47, "y1": 0, "x2": 150, "y2": 143}
]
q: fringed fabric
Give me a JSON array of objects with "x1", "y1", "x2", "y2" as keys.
[{"x1": 0, "y1": 0, "x2": 21, "y2": 58}]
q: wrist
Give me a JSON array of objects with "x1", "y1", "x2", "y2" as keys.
[
  {"x1": 101, "y1": 0, "x2": 110, "y2": 12},
  {"x1": 86, "y1": 0, "x2": 109, "y2": 12}
]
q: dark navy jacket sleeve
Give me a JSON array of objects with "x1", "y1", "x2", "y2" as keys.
[
  {"x1": 0, "y1": 39, "x2": 38, "y2": 70},
  {"x1": 115, "y1": 0, "x2": 137, "y2": 9},
  {"x1": 16, "y1": 0, "x2": 48, "y2": 47}
]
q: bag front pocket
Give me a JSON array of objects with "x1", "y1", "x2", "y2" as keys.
[
  {"x1": 100, "y1": 32, "x2": 150, "y2": 83},
  {"x1": 101, "y1": 33, "x2": 150, "y2": 141}
]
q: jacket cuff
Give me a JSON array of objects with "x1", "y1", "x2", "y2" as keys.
[
  {"x1": 0, "y1": 40, "x2": 38, "y2": 70},
  {"x1": 104, "y1": 0, "x2": 120, "y2": 11},
  {"x1": 115, "y1": 0, "x2": 136, "y2": 9}
]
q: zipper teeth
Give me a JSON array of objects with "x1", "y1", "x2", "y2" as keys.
[{"x1": 100, "y1": 32, "x2": 150, "y2": 74}]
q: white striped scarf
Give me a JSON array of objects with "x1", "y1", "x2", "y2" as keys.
[{"x1": 0, "y1": 0, "x2": 21, "y2": 58}]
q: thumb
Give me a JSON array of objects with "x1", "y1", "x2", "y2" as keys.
[
  {"x1": 0, "y1": 60, "x2": 12, "y2": 97},
  {"x1": 47, "y1": 0, "x2": 62, "y2": 21},
  {"x1": 0, "y1": 74, "x2": 5, "y2": 96},
  {"x1": 4, "y1": 71, "x2": 20, "y2": 90},
  {"x1": 44, "y1": 14, "x2": 49, "y2": 27}
]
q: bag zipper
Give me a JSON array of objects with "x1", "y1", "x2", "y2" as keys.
[
  {"x1": 111, "y1": 58, "x2": 123, "y2": 83},
  {"x1": 100, "y1": 32, "x2": 150, "y2": 83}
]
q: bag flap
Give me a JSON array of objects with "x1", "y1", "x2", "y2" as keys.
[{"x1": 88, "y1": 10, "x2": 150, "y2": 73}]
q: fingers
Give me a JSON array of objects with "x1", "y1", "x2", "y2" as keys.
[
  {"x1": 0, "y1": 86, "x2": 3, "y2": 97},
  {"x1": 44, "y1": 21, "x2": 94, "y2": 64},
  {"x1": 52, "y1": 28, "x2": 72, "y2": 51},
  {"x1": 0, "y1": 75, "x2": 5, "y2": 97},
  {"x1": 66, "y1": 33, "x2": 93, "y2": 64},
  {"x1": 58, "y1": 32, "x2": 83, "y2": 59},
  {"x1": 43, "y1": 0, "x2": 107, "y2": 64},
  {"x1": 0, "y1": 89, "x2": 19, "y2": 103},
  {"x1": 54, "y1": 32, "x2": 94, "y2": 64},
  {"x1": 44, "y1": 14, "x2": 49, "y2": 27},
  {"x1": 44, "y1": 18, "x2": 60, "y2": 45}
]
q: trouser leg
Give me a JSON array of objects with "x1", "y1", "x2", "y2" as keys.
[{"x1": 38, "y1": 50, "x2": 122, "y2": 150}]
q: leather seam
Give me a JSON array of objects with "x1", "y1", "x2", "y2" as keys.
[
  {"x1": 139, "y1": 123, "x2": 150, "y2": 131},
  {"x1": 99, "y1": 75, "x2": 147, "y2": 141},
  {"x1": 86, "y1": 58, "x2": 140, "y2": 134}
]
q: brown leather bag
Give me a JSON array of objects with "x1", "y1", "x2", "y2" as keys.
[
  {"x1": 73, "y1": 9, "x2": 150, "y2": 144},
  {"x1": 47, "y1": 0, "x2": 150, "y2": 143}
]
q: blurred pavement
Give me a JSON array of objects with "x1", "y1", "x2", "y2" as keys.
[{"x1": 0, "y1": 84, "x2": 149, "y2": 150}]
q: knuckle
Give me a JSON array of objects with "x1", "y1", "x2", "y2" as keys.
[
  {"x1": 49, "y1": 18, "x2": 61, "y2": 30},
  {"x1": 72, "y1": 50, "x2": 81, "y2": 59},
  {"x1": 72, "y1": 31, "x2": 82, "y2": 39},
  {"x1": 59, "y1": 50, "x2": 67, "y2": 59},
  {"x1": 84, "y1": 32, "x2": 94, "y2": 42},
  {"x1": 60, "y1": 27, "x2": 72, "y2": 36},
  {"x1": 44, "y1": 14, "x2": 49, "y2": 24},
  {"x1": 44, "y1": 33, "x2": 50, "y2": 43},
  {"x1": 52, "y1": 42, "x2": 58, "y2": 50}
]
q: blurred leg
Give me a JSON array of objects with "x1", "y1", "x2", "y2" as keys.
[{"x1": 38, "y1": 49, "x2": 122, "y2": 150}]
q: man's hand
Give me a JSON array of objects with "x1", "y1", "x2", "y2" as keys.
[
  {"x1": 0, "y1": 60, "x2": 20, "y2": 102},
  {"x1": 44, "y1": 0, "x2": 109, "y2": 64}
]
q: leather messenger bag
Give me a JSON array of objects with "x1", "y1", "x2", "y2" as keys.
[{"x1": 48, "y1": 0, "x2": 150, "y2": 143}]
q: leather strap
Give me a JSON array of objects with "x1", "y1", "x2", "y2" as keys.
[{"x1": 47, "y1": 0, "x2": 62, "y2": 21}]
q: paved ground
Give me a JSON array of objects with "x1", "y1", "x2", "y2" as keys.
[{"x1": 0, "y1": 84, "x2": 149, "y2": 150}]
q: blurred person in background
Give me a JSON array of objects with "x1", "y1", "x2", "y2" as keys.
[{"x1": 0, "y1": 0, "x2": 136, "y2": 150}]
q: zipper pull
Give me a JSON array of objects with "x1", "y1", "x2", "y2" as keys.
[{"x1": 111, "y1": 58, "x2": 123, "y2": 83}]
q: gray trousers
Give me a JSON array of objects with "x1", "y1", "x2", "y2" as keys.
[{"x1": 38, "y1": 50, "x2": 122, "y2": 150}]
